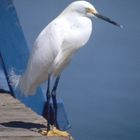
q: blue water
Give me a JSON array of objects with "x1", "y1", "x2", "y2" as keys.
[{"x1": 2, "y1": 0, "x2": 139, "y2": 140}]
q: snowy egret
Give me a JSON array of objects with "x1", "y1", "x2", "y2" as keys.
[{"x1": 11, "y1": 0, "x2": 122, "y2": 136}]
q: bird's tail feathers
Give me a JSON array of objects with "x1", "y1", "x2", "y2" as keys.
[
  {"x1": 9, "y1": 69, "x2": 21, "y2": 90},
  {"x1": 9, "y1": 69, "x2": 36, "y2": 96},
  {"x1": 19, "y1": 74, "x2": 36, "y2": 96}
]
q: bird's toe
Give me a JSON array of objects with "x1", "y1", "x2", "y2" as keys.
[{"x1": 39, "y1": 126, "x2": 72, "y2": 139}]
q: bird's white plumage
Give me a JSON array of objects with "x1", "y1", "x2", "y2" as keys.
[{"x1": 11, "y1": 1, "x2": 96, "y2": 95}]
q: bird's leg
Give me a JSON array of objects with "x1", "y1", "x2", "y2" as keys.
[
  {"x1": 51, "y1": 75, "x2": 60, "y2": 128},
  {"x1": 47, "y1": 75, "x2": 71, "y2": 137},
  {"x1": 46, "y1": 75, "x2": 51, "y2": 131},
  {"x1": 40, "y1": 75, "x2": 71, "y2": 138}
]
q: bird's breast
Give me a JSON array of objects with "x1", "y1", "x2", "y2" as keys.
[{"x1": 64, "y1": 16, "x2": 92, "y2": 49}]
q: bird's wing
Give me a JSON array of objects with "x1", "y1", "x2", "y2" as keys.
[
  {"x1": 29, "y1": 21, "x2": 64, "y2": 71},
  {"x1": 20, "y1": 21, "x2": 64, "y2": 93}
]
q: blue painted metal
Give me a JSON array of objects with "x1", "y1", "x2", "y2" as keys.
[
  {"x1": 0, "y1": 0, "x2": 70, "y2": 130},
  {"x1": 0, "y1": 51, "x2": 14, "y2": 97},
  {"x1": 0, "y1": 0, "x2": 45, "y2": 115}
]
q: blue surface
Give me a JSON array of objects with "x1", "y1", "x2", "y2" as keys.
[{"x1": 0, "y1": 0, "x2": 45, "y2": 115}]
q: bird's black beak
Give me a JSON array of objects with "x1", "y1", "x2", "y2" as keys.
[{"x1": 94, "y1": 13, "x2": 123, "y2": 28}]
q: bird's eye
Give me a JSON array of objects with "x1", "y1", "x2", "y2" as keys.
[{"x1": 86, "y1": 7, "x2": 92, "y2": 13}]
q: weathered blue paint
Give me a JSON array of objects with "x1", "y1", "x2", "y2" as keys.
[
  {"x1": 0, "y1": 0, "x2": 70, "y2": 130},
  {"x1": 0, "y1": 0, "x2": 45, "y2": 115}
]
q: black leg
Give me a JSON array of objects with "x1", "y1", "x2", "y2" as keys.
[
  {"x1": 46, "y1": 75, "x2": 51, "y2": 131},
  {"x1": 51, "y1": 75, "x2": 60, "y2": 128}
]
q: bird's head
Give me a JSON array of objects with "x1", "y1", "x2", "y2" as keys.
[{"x1": 65, "y1": 1, "x2": 122, "y2": 28}]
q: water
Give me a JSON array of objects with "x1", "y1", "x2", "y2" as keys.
[{"x1": 4, "y1": 0, "x2": 140, "y2": 140}]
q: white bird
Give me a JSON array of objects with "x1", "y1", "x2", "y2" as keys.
[{"x1": 11, "y1": 0, "x2": 121, "y2": 135}]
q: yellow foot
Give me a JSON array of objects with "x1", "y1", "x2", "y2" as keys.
[
  {"x1": 49, "y1": 127, "x2": 70, "y2": 137},
  {"x1": 39, "y1": 127, "x2": 72, "y2": 139}
]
